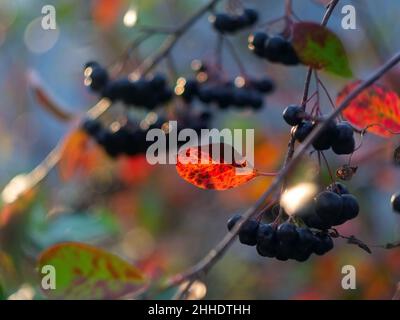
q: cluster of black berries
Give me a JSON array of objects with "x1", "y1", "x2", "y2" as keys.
[
  {"x1": 83, "y1": 62, "x2": 173, "y2": 110},
  {"x1": 175, "y1": 77, "x2": 273, "y2": 110},
  {"x1": 82, "y1": 118, "x2": 164, "y2": 158},
  {"x1": 227, "y1": 217, "x2": 333, "y2": 261},
  {"x1": 175, "y1": 60, "x2": 274, "y2": 110},
  {"x1": 81, "y1": 110, "x2": 211, "y2": 158},
  {"x1": 283, "y1": 105, "x2": 356, "y2": 154},
  {"x1": 248, "y1": 32, "x2": 299, "y2": 65},
  {"x1": 299, "y1": 182, "x2": 360, "y2": 230},
  {"x1": 391, "y1": 193, "x2": 400, "y2": 214},
  {"x1": 209, "y1": 8, "x2": 258, "y2": 34}
]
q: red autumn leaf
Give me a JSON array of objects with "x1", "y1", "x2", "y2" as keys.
[
  {"x1": 336, "y1": 80, "x2": 400, "y2": 137},
  {"x1": 176, "y1": 144, "x2": 257, "y2": 190},
  {"x1": 58, "y1": 128, "x2": 107, "y2": 181},
  {"x1": 118, "y1": 155, "x2": 153, "y2": 185}
]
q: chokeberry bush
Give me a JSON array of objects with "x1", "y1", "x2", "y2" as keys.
[{"x1": 2, "y1": 0, "x2": 400, "y2": 301}]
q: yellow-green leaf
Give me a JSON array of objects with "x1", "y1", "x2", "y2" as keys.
[
  {"x1": 292, "y1": 22, "x2": 352, "y2": 77},
  {"x1": 37, "y1": 242, "x2": 147, "y2": 299}
]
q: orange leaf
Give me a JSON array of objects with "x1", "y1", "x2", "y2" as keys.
[
  {"x1": 337, "y1": 80, "x2": 400, "y2": 137},
  {"x1": 176, "y1": 144, "x2": 256, "y2": 190},
  {"x1": 92, "y1": 0, "x2": 123, "y2": 28},
  {"x1": 59, "y1": 129, "x2": 107, "y2": 181}
]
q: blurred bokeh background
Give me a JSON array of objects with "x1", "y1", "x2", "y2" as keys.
[{"x1": 1, "y1": 0, "x2": 400, "y2": 299}]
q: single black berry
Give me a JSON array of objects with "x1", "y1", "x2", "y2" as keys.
[
  {"x1": 264, "y1": 36, "x2": 287, "y2": 62},
  {"x1": 248, "y1": 32, "x2": 268, "y2": 51},
  {"x1": 243, "y1": 8, "x2": 259, "y2": 25},
  {"x1": 293, "y1": 121, "x2": 314, "y2": 143},
  {"x1": 227, "y1": 214, "x2": 242, "y2": 231},
  {"x1": 277, "y1": 222, "x2": 299, "y2": 243},
  {"x1": 313, "y1": 233, "x2": 334, "y2": 255},
  {"x1": 392, "y1": 193, "x2": 400, "y2": 213},
  {"x1": 301, "y1": 211, "x2": 331, "y2": 230},
  {"x1": 256, "y1": 223, "x2": 277, "y2": 257},
  {"x1": 315, "y1": 191, "x2": 343, "y2": 225},
  {"x1": 283, "y1": 105, "x2": 304, "y2": 126},
  {"x1": 239, "y1": 219, "x2": 259, "y2": 246},
  {"x1": 280, "y1": 42, "x2": 300, "y2": 65},
  {"x1": 332, "y1": 136, "x2": 355, "y2": 155},
  {"x1": 312, "y1": 120, "x2": 338, "y2": 151},
  {"x1": 341, "y1": 194, "x2": 359, "y2": 220},
  {"x1": 275, "y1": 241, "x2": 294, "y2": 261},
  {"x1": 85, "y1": 66, "x2": 109, "y2": 92}
]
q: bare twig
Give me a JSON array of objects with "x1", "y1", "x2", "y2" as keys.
[{"x1": 135, "y1": 0, "x2": 222, "y2": 76}]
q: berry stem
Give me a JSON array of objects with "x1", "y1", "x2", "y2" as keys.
[{"x1": 224, "y1": 37, "x2": 248, "y2": 76}]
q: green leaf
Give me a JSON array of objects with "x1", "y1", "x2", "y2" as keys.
[
  {"x1": 292, "y1": 22, "x2": 352, "y2": 77},
  {"x1": 37, "y1": 242, "x2": 147, "y2": 299},
  {"x1": 28, "y1": 206, "x2": 119, "y2": 250}
]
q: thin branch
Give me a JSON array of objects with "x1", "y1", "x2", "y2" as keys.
[{"x1": 136, "y1": 0, "x2": 222, "y2": 76}]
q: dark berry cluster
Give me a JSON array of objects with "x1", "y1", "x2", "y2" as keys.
[
  {"x1": 102, "y1": 74, "x2": 173, "y2": 110},
  {"x1": 283, "y1": 105, "x2": 356, "y2": 154},
  {"x1": 81, "y1": 110, "x2": 211, "y2": 158},
  {"x1": 82, "y1": 118, "x2": 164, "y2": 158},
  {"x1": 175, "y1": 75, "x2": 274, "y2": 110},
  {"x1": 248, "y1": 32, "x2": 299, "y2": 65},
  {"x1": 227, "y1": 216, "x2": 333, "y2": 261},
  {"x1": 300, "y1": 182, "x2": 359, "y2": 230},
  {"x1": 83, "y1": 62, "x2": 173, "y2": 110},
  {"x1": 209, "y1": 8, "x2": 258, "y2": 34}
]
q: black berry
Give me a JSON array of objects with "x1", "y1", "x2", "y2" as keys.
[
  {"x1": 256, "y1": 223, "x2": 277, "y2": 257},
  {"x1": 227, "y1": 214, "x2": 242, "y2": 231},
  {"x1": 341, "y1": 194, "x2": 359, "y2": 220},
  {"x1": 392, "y1": 193, "x2": 400, "y2": 213},
  {"x1": 293, "y1": 121, "x2": 314, "y2": 143},
  {"x1": 313, "y1": 233, "x2": 334, "y2": 255},
  {"x1": 315, "y1": 191, "x2": 343, "y2": 225},
  {"x1": 276, "y1": 222, "x2": 299, "y2": 243},
  {"x1": 312, "y1": 120, "x2": 338, "y2": 151},
  {"x1": 283, "y1": 105, "x2": 304, "y2": 126},
  {"x1": 239, "y1": 219, "x2": 259, "y2": 246}
]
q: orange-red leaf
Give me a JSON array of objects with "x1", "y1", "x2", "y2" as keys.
[
  {"x1": 59, "y1": 129, "x2": 107, "y2": 181},
  {"x1": 336, "y1": 81, "x2": 400, "y2": 137},
  {"x1": 92, "y1": 0, "x2": 123, "y2": 28},
  {"x1": 118, "y1": 155, "x2": 153, "y2": 185},
  {"x1": 176, "y1": 144, "x2": 256, "y2": 190}
]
